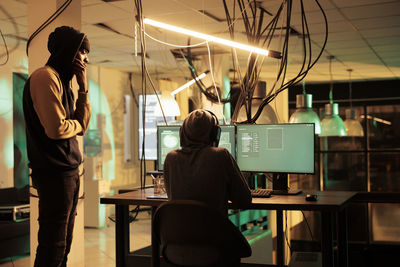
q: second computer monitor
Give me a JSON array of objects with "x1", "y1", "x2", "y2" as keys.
[
  {"x1": 218, "y1": 125, "x2": 236, "y2": 159},
  {"x1": 236, "y1": 123, "x2": 315, "y2": 174},
  {"x1": 157, "y1": 126, "x2": 181, "y2": 171}
]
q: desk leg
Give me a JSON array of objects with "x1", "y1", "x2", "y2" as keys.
[
  {"x1": 338, "y1": 209, "x2": 349, "y2": 267},
  {"x1": 321, "y1": 211, "x2": 334, "y2": 267},
  {"x1": 151, "y1": 206, "x2": 160, "y2": 267},
  {"x1": 276, "y1": 210, "x2": 284, "y2": 267},
  {"x1": 115, "y1": 204, "x2": 129, "y2": 267}
]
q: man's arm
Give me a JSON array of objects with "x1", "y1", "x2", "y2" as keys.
[
  {"x1": 30, "y1": 68, "x2": 83, "y2": 139},
  {"x1": 225, "y1": 150, "x2": 252, "y2": 208},
  {"x1": 73, "y1": 55, "x2": 91, "y2": 135},
  {"x1": 74, "y1": 92, "x2": 91, "y2": 135}
]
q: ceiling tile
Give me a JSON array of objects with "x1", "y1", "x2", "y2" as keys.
[
  {"x1": 373, "y1": 44, "x2": 399, "y2": 53},
  {"x1": 325, "y1": 39, "x2": 368, "y2": 50},
  {"x1": 352, "y1": 15, "x2": 400, "y2": 30},
  {"x1": 328, "y1": 46, "x2": 372, "y2": 56},
  {"x1": 367, "y1": 36, "x2": 400, "y2": 46},
  {"x1": 292, "y1": 20, "x2": 353, "y2": 35},
  {"x1": 341, "y1": 2, "x2": 400, "y2": 20},
  {"x1": 332, "y1": 0, "x2": 395, "y2": 8},
  {"x1": 82, "y1": 2, "x2": 131, "y2": 24},
  {"x1": 315, "y1": 31, "x2": 362, "y2": 42},
  {"x1": 291, "y1": 8, "x2": 343, "y2": 25},
  {"x1": 360, "y1": 26, "x2": 400, "y2": 39},
  {"x1": 82, "y1": 0, "x2": 103, "y2": 7}
]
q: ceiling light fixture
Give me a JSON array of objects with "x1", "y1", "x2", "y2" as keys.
[
  {"x1": 343, "y1": 69, "x2": 364, "y2": 137},
  {"x1": 320, "y1": 56, "x2": 347, "y2": 137},
  {"x1": 143, "y1": 18, "x2": 270, "y2": 57},
  {"x1": 171, "y1": 71, "x2": 209, "y2": 96},
  {"x1": 289, "y1": 80, "x2": 321, "y2": 134}
]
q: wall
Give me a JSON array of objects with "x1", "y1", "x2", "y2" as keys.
[
  {"x1": 86, "y1": 65, "x2": 154, "y2": 191},
  {"x1": 0, "y1": 46, "x2": 28, "y2": 189}
]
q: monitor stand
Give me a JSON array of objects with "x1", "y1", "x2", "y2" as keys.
[{"x1": 271, "y1": 173, "x2": 302, "y2": 195}]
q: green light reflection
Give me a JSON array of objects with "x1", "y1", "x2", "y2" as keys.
[{"x1": 87, "y1": 79, "x2": 116, "y2": 181}]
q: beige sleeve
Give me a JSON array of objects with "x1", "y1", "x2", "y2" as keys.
[
  {"x1": 30, "y1": 68, "x2": 83, "y2": 139},
  {"x1": 75, "y1": 92, "x2": 91, "y2": 136}
]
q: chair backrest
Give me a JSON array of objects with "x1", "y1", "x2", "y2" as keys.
[{"x1": 153, "y1": 199, "x2": 251, "y2": 267}]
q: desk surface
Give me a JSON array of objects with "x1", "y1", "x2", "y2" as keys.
[{"x1": 101, "y1": 188, "x2": 357, "y2": 211}]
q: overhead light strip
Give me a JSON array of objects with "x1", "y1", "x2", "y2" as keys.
[
  {"x1": 143, "y1": 18, "x2": 269, "y2": 57},
  {"x1": 171, "y1": 72, "x2": 208, "y2": 96}
]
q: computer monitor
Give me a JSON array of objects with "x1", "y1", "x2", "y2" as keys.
[
  {"x1": 157, "y1": 126, "x2": 181, "y2": 171},
  {"x1": 138, "y1": 94, "x2": 175, "y2": 160},
  {"x1": 236, "y1": 123, "x2": 315, "y2": 194},
  {"x1": 219, "y1": 125, "x2": 236, "y2": 159},
  {"x1": 157, "y1": 125, "x2": 237, "y2": 170}
]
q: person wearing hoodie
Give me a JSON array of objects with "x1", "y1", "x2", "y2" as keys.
[
  {"x1": 164, "y1": 109, "x2": 252, "y2": 216},
  {"x1": 23, "y1": 26, "x2": 91, "y2": 267}
]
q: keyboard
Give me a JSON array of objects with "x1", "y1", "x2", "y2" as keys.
[{"x1": 250, "y1": 189, "x2": 272, "y2": 198}]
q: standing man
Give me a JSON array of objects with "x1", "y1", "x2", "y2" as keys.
[{"x1": 23, "y1": 26, "x2": 91, "y2": 267}]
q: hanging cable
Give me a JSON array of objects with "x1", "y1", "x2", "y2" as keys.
[
  {"x1": 301, "y1": 210, "x2": 315, "y2": 241},
  {"x1": 134, "y1": 0, "x2": 147, "y2": 189},
  {"x1": 26, "y1": 0, "x2": 72, "y2": 56},
  {"x1": 143, "y1": 30, "x2": 207, "y2": 48},
  {"x1": 328, "y1": 55, "x2": 334, "y2": 104},
  {"x1": 347, "y1": 68, "x2": 353, "y2": 109},
  {"x1": 0, "y1": 4, "x2": 20, "y2": 64},
  {"x1": 206, "y1": 41, "x2": 227, "y2": 123},
  {"x1": 0, "y1": 27, "x2": 9, "y2": 66},
  {"x1": 237, "y1": 0, "x2": 329, "y2": 123},
  {"x1": 181, "y1": 43, "x2": 231, "y2": 104},
  {"x1": 128, "y1": 73, "x2": 139, "y2": 108}
]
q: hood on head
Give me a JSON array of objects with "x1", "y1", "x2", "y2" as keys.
[
  {"x1": 180, "y1": 109, "x2": 215, "y2": 148},
  {"x1": 46, "y1": 26, "x2": 90, "y2": 82}
]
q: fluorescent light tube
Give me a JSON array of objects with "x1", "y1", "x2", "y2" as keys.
[
  {"x1": 144, "y1": 18, "x2": 269, "y2": 57},
  {"x1": 171, "y1": 72, "x2": 208, "y2": 96}
]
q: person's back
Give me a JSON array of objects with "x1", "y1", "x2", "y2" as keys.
[{"x1": 164, "y1": 109, "x2": 251, "y2": 215}]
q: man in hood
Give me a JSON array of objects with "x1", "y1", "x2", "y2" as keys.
[
  {"x1": 23, "y1": 26, "x2": 91, "y2": 267},
  {"x1": 164, "y1": 109, "x2": 252, "y2": 215},
  {"x1": 163, "y1": 109, "x2": 252, "y2": 266}
]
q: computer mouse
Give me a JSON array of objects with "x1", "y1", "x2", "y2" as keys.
[{"x1": 305, "y1": 194, "x2": 318, "y2": 201}]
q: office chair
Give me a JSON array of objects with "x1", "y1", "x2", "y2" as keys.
[{"x1": 153, "y1": 200, "x2": 252, "y2": 267}]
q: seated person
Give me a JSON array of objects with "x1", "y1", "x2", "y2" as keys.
[{"x1": 164, "y1": 109, "x2": 252, "y2": 215}]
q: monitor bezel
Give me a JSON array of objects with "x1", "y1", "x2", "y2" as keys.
[{"x1": 235, "y1": 123, "x2": 316, "y2": 175}]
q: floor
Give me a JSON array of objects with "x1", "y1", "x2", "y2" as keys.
[{"x1": 0, "y1": 210, "x2": 152, "y2": 267}]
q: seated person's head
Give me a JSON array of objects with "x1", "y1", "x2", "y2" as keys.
[{"x1": 180, "y1": 109, "x2": 220, "y2": 148}]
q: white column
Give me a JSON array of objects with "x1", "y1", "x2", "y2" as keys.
[{"x1": 27, "y1": 0, "x2": 85, "y2": 266}]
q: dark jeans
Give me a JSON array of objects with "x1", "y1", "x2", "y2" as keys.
[{"x1": 32, "y1": 171, "x2": 80, "y2": 267}]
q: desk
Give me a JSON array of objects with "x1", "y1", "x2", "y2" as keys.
[{"x1": 100, "y1": 189, "x2": 356, "y2": 267}]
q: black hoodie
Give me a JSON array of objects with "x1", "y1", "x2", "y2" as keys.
[
  {"x1": 23, "y1": 26, "x2": 90, "y2": 176},
  {"x1": 164, "y1": 110, "x2": 252, "y2": 215}
]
